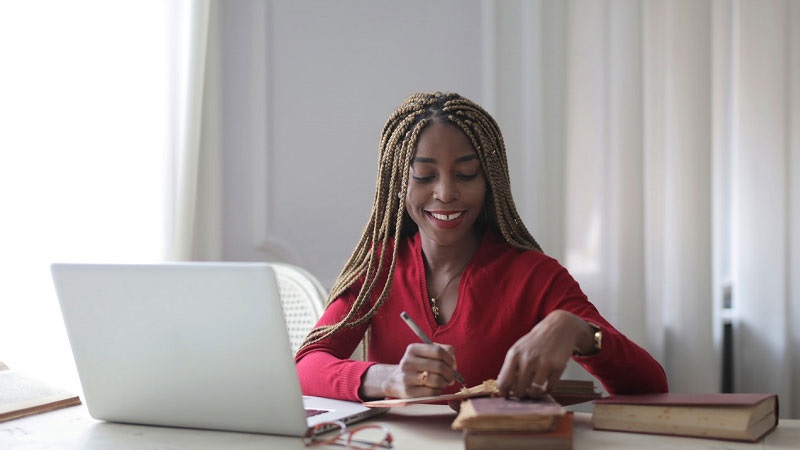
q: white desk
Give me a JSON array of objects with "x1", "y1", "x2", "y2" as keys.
[{"x1": 2, "y1": 404, "x2": 799, "y2": 450}]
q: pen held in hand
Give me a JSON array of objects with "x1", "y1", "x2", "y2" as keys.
[{"x1": 400, "y1": 311, "x2": 467, "y2": 388}]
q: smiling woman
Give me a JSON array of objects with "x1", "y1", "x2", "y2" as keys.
[
  {"x1": 295, "y1": 92, "x2": 668, "y2": 404},
  {"x1": 0, "y1": 1, "x2": 172, "y2": 389}
]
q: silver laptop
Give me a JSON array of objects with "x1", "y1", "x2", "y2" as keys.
[{"x1": 50, "y1": 262, "x2": 386, "y2": 436}]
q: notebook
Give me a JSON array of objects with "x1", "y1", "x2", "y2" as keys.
[{"x1": 50, "y1": 262, "x2": 387, "y2": 436}]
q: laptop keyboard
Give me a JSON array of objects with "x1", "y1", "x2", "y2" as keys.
[{"x1": 305, "y1": 408, "x2": 329, "y2": 418}]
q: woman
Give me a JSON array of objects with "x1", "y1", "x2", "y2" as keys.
[{"x1": 295, "y1": 92, "x2": 668, "y2": 401}]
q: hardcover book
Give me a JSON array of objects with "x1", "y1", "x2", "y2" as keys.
[
  {"x1": 452, "y1": 395, "x2": 566, "y2": 432},
  {"x1": 463, "y1": 412, "x2": 573, "y2": 450},
  {"x1": 0, "y1": 361, "x2": 81, "y2": 422},
  {"x1": 592, "y1": 392, "x2": 779, "y2": 442}
]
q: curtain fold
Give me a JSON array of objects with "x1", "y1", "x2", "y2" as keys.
[
  {"x1": 516, "y1": 0, "x2": 800, "y2": 417},
  {"x1": 651, "y1": 0, "x2": 717, "y2": 394},
  {"x1": 522, "y1": 0, "x2": 797, "y2": 416},
  {"x1": 167, "y1": 0, "x2": 221, "y2": 261},
  {"x1": 790, "y1": 0, "x2": 800, "y2": 421},
  {"x1": 560, "y1": 0, "x2": 717, "y2": 394},
  {"x1": 727, "y1": 0, "x2": 795, "y2": 417}
]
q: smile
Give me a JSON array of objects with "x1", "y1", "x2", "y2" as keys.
[{"x1": 429, "y1": 211, "x2": 464, "y2": 221}]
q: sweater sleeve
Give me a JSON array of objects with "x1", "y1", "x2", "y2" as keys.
[
  {"x1": 294, "y1": 294, "x2": 377, "y2": 401},
  {"x1": 537, "y1": 261, "x2": 669, "y2": 395},
  {"x1": 571, "y1": 325, "x2": 669, "y2": 395}
]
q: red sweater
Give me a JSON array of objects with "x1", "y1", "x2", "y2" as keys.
[{"x1": 295, "y1": 229, "x2": 668, "y2": 400}]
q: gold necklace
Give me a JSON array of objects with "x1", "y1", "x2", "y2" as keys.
[{"x1": 429, "y1": 264, "x2": 468, "y2": 320}]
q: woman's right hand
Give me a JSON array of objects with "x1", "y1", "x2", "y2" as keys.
[{"x1": 359, "y1": 343, "x2": 458, "y2": 399}]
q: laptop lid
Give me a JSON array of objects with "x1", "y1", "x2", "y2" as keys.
[{"x1": 51, "y1": 262, "x2": 385, "y2": 436}]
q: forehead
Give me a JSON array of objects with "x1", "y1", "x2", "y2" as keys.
[{"x1": 413, "y1": 121, "x2": 477, "y2": 159}]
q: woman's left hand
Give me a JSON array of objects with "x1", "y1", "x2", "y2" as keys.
[{"x1": 496, "y1": 310, "x2": 591, "y2": 398}]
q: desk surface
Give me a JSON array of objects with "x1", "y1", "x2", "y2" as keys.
[{"x1": 2, "y1": 404, "x2": 799, "y2": 450}]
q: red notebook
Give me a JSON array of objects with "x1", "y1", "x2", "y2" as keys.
[{"x1": 592, "y1": 393, "x2": 779, "y2": 442}]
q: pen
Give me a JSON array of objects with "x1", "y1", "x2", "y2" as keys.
[{"x1": 400, "y1": 311, "x2": 467, "y2": 388}]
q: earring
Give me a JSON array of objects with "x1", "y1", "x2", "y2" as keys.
[{"x1": 397, "y1": 191, "x2": 403, "y2": 199}]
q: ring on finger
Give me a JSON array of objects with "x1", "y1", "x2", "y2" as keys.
[
  {"x1": 530, "y1": 381, "x2": 547, "y2": 390},
  {"x1": 418, "y1": 370, "x2": 429, "y2": 385}
]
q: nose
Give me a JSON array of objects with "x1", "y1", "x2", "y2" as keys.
[{"x1": 434, "y1": 175, "x2": 458, "y2": 202}]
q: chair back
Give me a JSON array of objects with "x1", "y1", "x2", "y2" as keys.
[{"x1": 270, "y1": 262, "x2": 327, "y2": 354}]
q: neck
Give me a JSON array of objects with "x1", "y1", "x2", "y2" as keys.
[{"x1": 420, "y1": 228, "x2": 482, "y2": 273}]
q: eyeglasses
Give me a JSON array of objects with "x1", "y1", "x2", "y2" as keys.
[{"x1": 302, "y1": 420, "x2": 393, "y2": 450}]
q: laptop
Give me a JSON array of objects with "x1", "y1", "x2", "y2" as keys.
[{"x1": 50, "y1": 262, "x2": 387, "y2": 436}]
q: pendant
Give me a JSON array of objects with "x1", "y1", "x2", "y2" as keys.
[{"x1": 430, "y1": 297, "x2": 440, "y2": 318}]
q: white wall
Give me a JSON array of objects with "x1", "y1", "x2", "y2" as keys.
[{"x1": 216, "y1": 0, "x2": 485, "y2": 288}]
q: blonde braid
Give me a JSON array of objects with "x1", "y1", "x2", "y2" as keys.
[{"x1": 299, "y1": 92, "x2": 541, "y2": 350}]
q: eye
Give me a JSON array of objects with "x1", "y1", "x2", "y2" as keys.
[
  {"x1": 410, "y1": 166, "x2": 435, "y2": 182},
  {"x1": 411, "y1": 175, "x2": 435, "y2": 183},
  {"x1": 457, "y1": 173, "x2": 479, "y2": 181}
]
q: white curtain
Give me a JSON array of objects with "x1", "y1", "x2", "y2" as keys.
[
  {"x1": 723, "y1": 0, "x2": 799, "y2": 420},
  {"x1": 518, "y1": 0, "x2": 798, "y2": 417},
  {"x1": 167, "y1": 0, "x2": 223, "y2": 261}
]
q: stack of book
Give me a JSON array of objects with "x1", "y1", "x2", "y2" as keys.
[{"x1": 452, "y1": 395, "x2": 573, "y2": 450}]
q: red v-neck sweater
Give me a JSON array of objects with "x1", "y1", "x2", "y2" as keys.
[{"x1": 295, "y1": 230, "x2": 668, "y2": 400}]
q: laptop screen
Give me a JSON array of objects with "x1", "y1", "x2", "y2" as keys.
[{"x1": 51, "y1": 262, "x2": 378, "y2": 436}]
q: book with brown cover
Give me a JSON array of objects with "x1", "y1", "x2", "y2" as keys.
[
  {"x1": 463, "y1": 412, "x2": 573, "y2": 450},
  {"x1": 0, "y1": 361, "x2": 81, "y2": 422},
  {"x1": 452, "y1": 395, "x2": 566, "y2": 432},
  {"x1": 592, "y1": 392, "x2": 779, "y2": 442},
  {"x1": 549, "y1": 379, "x2": 601, "y2": 406}
]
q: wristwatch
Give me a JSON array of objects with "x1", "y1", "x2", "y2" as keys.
[{"x1": 575, "y1": 322, "x2": 602, "y2": 356}]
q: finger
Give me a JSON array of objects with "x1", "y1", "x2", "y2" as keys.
[
  {"x1": 402, "y1": 369, "x2": 433, "y2": 390},
  {"x1": 512, "y1": 364, "x2": 537, "y2": 399},
  {"x1": 406, "y1": 342, "x2": 437, "y2": 357},
  {"x1": 399, "y1": 343, "x2": 440, "y2": 370},
  {"x1": 546, "y1": 365, "x2": 566, "y2": 395},
  {"x1": 525, "y1": 359, "x2": 568, "y2": 398},
  {"x1": 497, "y1": 350, "x2": 521, "y2": 397},
  {"x1": 434, "y1": 344, "x2": 459, "y2": 385},
  {"x1": 415, "y1": 369, "x2": 448, "y2": 388},
  {"x1": 418, "y1": 370, "x2": 430, "y2": 386},
  {"x1": 417, "y1": 364, "x2": 454, "y2": 388},
  {"x1": 412, "y1": 342, "x2": 457, "y2": 368},
  {"x1": 400, "y1": 361, "x2": 452, "y2": 389},
  {"x1": 435, "y1": 343, "x2": 457, "y2": 364},
  {"x1": 407, "y1": 343, "x2": 458, "y2": 385},
  {"x1": 510, "y1": 353, "x2": 537, "y2": 399},
  {"x1": 398, "y1": 379, "x2": 442, "y2": 399},
  {"x1": 526, "y1": 377, "x2": 548, "y2": 398},
  {"x1": 403, "y1": 369, "x2": 445, "y2": 398}
]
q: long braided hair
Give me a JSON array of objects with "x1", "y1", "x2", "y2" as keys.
[{"x1": 300, "y1": 92, "x2": 542, "y2": 350}]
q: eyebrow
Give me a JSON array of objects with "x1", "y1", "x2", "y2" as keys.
[{"x1": 412, "y1": 154, "x2": 480, "y2": 164}]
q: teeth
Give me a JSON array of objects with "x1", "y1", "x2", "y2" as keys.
[{"x1": 431, "y1": 212, "x2": 463, "y2": 221}]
